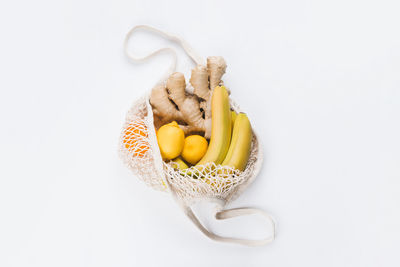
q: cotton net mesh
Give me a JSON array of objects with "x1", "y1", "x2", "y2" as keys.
[
  {"x1": 119, "y1": 94, "x2": 263, "y2": 205},
  {"x1": 119, "y1": 96, "x2": 167, "y2": 191}
]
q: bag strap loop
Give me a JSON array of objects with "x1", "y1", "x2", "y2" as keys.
[
  {"x1": 182, "y1": 203, "x2": 275, "y2": 246},
  {"x1": 168, "y1": 184, "x2": 275, "y2": 246},
  {"x1": 123, "y1": 25, "x2": 205, "y2": 83}
]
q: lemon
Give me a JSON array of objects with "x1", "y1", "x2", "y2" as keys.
[
  {"x1": 181, "y1": 135, "x2": 208, "y2": 165},
  {"x1": 156, "y1": 121, "x2": 185, "y2": 160}
]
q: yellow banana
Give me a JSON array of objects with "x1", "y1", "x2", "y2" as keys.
[
  {"x1": 196, "y1": 86, "x2": 232, "y2": 166},
  {"x1": 231, "y1": 110, "x2": 237, "y2": 129},
  {"x1": 221, "y1": 113, "x2": 252, "y2": 171},
  {"x1": 171, "y1": 157, "x2": 188, "y2": 170}
]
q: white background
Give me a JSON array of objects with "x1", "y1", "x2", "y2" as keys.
[{"x1": 0, "y1": 0, "x2": 399, "y2": 266}]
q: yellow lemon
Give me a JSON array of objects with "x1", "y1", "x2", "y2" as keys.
[
  {"x1": 181, "y1": 135, "x2": 208, "y2": 165},
  {"x1": 157, "y1": 121, "x2": 185, "y2": 160}
]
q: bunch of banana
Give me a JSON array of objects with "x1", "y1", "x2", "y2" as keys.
[{"x1": 196, "y1": 86, "x2": 253, "y2": 172}]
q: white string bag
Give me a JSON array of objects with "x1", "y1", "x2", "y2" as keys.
[{"x1": 119, "y1": 25, "x2": 275, "y2": 246}]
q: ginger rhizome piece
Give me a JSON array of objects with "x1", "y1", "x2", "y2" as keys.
[
  {"x1": 190, "y1": 65, "x2": 209, "y2": 100},
  {"x1": 207, "y1": 56, "x2": 227, "y2": 91},
  {"x1": 167, "y1": 72, "x2": 186, "y2": 106},
  {"x1": 150, "y1": 56, "x2": 228, "y2": 139},
  {"x1": 150, "y1": 83, "x2": 183, "y2": 128},
  {"x1": 150, "y1": 72, "x2": 204, "y2": 135}
]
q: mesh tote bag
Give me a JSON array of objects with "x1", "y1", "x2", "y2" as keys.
[{"x1": 119, "y1": 25, "x2": 275, "y2": 246}]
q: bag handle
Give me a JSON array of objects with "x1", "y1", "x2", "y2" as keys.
[
  {"x1": 183, "y1": 204, "x2": 275, "y2": 246},
  {"x1": 168, "y1": 184, "x2": 275, "y2": 247},
  {"x1": 123, "y1": 25, "x2": 205, "y2": 83}
]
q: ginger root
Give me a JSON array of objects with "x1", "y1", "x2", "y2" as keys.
[
  {"x1": 207, "y1": 56, "x2": 226, "y2": 91},
  {"x1": 150, "y1": 72, "x2": 205, "y2": 135},
  {"x1": 190, "y1": 65, "x2": 209, "y2": 100},
  {"x1": 150, "y1": 56, "x2": 228, "y2": 139},
  {"x1": 150, "y1": 83, "x2": 183, "y2": 124},
  {"x1": 167, "y1": 72, "x2": 186, "y2": 106}
]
